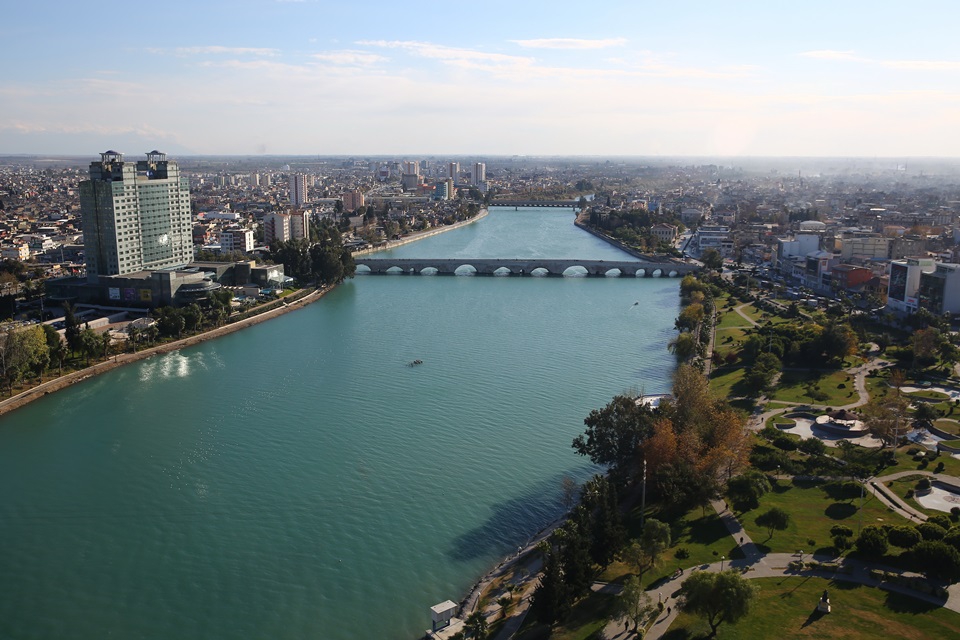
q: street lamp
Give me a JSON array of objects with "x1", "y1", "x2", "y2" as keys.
[{"x1": 721, "y1": 555, "x2": 725, "y2": 572}]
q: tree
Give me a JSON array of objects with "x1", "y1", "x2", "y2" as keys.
[
  {"x1": 701, "y1": 249, "x2": 723, "y2": 270},
  {"x1": 532, "y1": 544, "x2": 569, "y2": 624},
  {"x1": 614, "y1": 576, "x2": 657, "y2": 634},
  {"x1": 742, "y1": 352, "x2": 780, "y2": 396},
  {"x1": 913, "y1": 402, "x2": 938, "y2": 429},
  {"x1": 861, "y1": 395, "x2": 909, "y2": 447},
  {"x1": 623, "y1": 519, "x2": 671, "y2": 583},
  {"x1": 572, "y1": 395, "x2": 655, "y2": 484},
  {"x1": 78, "y1": 327, "x2": 101, "y2": 366},
  {"x1": 668, "y1": 332, "x2": 697, "y2": 361},
  {"x1": 727, "y1": 470, "x2": 771, "y2": 511},
  {"x1": 755, "y1": 507, "x2": 790, "y2": 541},
  {"x1": 464, "y1": 610, "x2": 488, "y2": 639},
  {"x1": 855, "y1": 524, "x2": 888, "y2": 557},
  {"x1": 63, "y1": 302, "x2": 81, "y2": 353},
  {"x1": 677, "y1": 570, "x2": 757, "y2": 637},
  {"x1": 819, "y1": 321, "x2": 858, "y2": 365},
  {"x1": 887, "y1": 525, "x2": 922, "y2": 549},
  {"x1": 913, "y1": 540, "x2": 960, "y2": 583}
]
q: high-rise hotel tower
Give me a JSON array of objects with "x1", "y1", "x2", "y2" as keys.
[{"x1": 80, "y1": 151, "x2": 193, "y2": 283}]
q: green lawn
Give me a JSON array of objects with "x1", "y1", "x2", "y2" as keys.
[
  {"x1": 934, "y1": 419, "x2": 960, "y2": 436},
  {"x1": 769, "y1": 370, "x2": 856, "y2": 406},
  {"x1": 907, "y1": 389, "x2": 950, "y2": 401},
  {"x1": 717, "y1": 309, "x2": 752, "y2": 329},
  {"x1": 709, "y1": 366, "x2": 746, "y2": 399},
  {"x1": 890, "y1": 446, "x2": 960, "y2": 477},
  {"x1": 662, "y1": 576, "x2": 960, "y2": 639},
  {"x1": 737, "y1": 478, "x2": 904, "y2": 554}
]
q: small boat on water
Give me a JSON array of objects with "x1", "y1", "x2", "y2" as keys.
[{"x1": 408, "y1": 359, "x2": 424, "y2": 366}]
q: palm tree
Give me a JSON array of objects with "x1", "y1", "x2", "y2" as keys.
[{"x1": 465, "y1": 611, "x2": 487, "y2": 639}]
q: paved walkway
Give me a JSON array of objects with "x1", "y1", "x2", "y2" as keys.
[
  {"x1": 597, "y1": 480, "x2": 960, "y2": 640},
  {"x1": 733, "y1": 303, "x2": 759, "y2": 327}
]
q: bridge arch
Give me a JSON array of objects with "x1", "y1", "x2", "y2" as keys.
[
  {"x1": 562, "y1": 266, "x2": 588, "y2": 277},
  {"x1": 454, "y1": 264, "x2": 478, "y2": 276},
  {"x1": 493, "y1": 267, "x2": 512, "y2": 277}
]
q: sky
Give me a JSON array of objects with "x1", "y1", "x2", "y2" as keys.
[{"x1": 2, "y1": 0, "x2": 959, "y2": 157}]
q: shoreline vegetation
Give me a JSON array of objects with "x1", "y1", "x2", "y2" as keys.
[{"x1": 0, "y1": 208, "x2": 491, "y2": 419}]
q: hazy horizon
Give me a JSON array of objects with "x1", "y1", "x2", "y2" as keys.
[{"x1": 3, "y1": 1, "x2": 959, "y2": 157}]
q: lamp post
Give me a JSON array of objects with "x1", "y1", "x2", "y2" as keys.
[{"x1": 721, "y1": 555, "x2": 725, "y2": 572}]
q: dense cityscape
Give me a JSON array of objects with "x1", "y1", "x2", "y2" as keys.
[{"x1": 5, "y1": 0, "x2": 960, "y2": 638}]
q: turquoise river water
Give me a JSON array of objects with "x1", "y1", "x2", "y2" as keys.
[{"x1": 0, "y1": 207, "x2": 679, "y2": 639}]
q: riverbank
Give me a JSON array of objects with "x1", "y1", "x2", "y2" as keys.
[
  {"x1": 0, "y1": 285, "x2": 333, "y2": 419},
  {"x1": 0, "y1": 212, "x2": 492, "y2": 419},
  {"x1": 352, "y1": 208, "x2": 488, "y2": 256}
]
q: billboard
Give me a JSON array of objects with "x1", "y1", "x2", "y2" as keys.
[
  {"x1": 140, "y1": 289, "x2": 153, "y2": 302},
  {"x1": 108, "y1": 287, "x2": 121, "y2": 301}
]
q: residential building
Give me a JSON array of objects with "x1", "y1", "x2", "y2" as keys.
[
  {"x1": 220, "y1": 228, "x2": 254, "y2": 253},
  {"x1": 434, "y1": 179, "x2": 454, "y2": 201},
  {"x1": 473, "y1": 162, "x2": 486, "y2": 186},
  {"x1": 830, "y1": 264, "x2": 873, "y2": 292},
  {"x1": 289, "y1": 174, "x2": 308, "y2": 207},
  {"x1": 263, "y1": 212, "x2": 291, "y2": 244},
  {"x1": 289, "y1": 209, "x2": 310, "y2": 240},
  {"x1": 80, "y1": 150, "x2": 193, "y2": 283},
  {"x1": 342, "y1": 190, "x2": 365, "y2": 212}
]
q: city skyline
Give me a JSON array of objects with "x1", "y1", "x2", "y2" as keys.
[{"x1": 3, "y1": 1, "x2": 960, "y2": 157}]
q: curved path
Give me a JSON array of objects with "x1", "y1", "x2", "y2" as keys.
[{"x1": 599, "y1": 482, "x2": 960, "y2": 640}]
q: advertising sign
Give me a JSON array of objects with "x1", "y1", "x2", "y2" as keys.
[{"x1": 108, "y1": 287, "x2": 121, "y2": 300}]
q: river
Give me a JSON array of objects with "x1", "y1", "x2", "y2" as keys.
[{"x1": 0, "y1": 207, "x2": 679, "y2": 639}]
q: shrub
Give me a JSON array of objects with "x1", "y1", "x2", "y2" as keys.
[
  {"x1": 887, "y1": 525, "x2": 922, "y2": 549},
  {"x1": 917, "y1": 478, "x2": 932, "y2": 491},
  {"x1": 913, "y1": 540, "x2": 960, "y2": 583},
  {"x1": 675, "y1": 547, "x2": 690, "y2": 560},
  {"x1": 855, "y1": 525, "x2": 888, "y2": 557},
  {"x1": 772, "y1": 434, "x2": 798, "y2": 452},
  {"x1": 917, "y1": 522, "x2": 947, "y2": 541}
]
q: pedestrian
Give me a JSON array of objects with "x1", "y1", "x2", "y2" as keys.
[
  {"x1": 667, "y1": 606, "x2": 672, "y2": 615},
  {"x1": 740, "y1": 536, "x2": 744, "y2": 545}
]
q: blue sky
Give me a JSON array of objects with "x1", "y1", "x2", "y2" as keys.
[{"x1": 2, "y1": 0, "x2": 959, "y2": 156}]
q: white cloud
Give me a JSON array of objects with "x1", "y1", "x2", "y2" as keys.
[
  {"x1": 511, "y1": 38, "x2": 627, "y2": 50},
  {"x1": 311, "y1": 50, "x2": 387, "y2": 66},
  {"x1": 357, "y1": 40, "x2": 535, "y2": 67}
]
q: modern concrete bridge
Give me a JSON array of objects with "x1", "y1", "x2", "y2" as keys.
[{"x1": 353, "y1": 258, "x2": 699, "y2": 277}]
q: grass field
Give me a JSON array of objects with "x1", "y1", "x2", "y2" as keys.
[
  {"x1": 709, "y1": 366, "x2": 746, "y2": 399},
  {"x1": 769, "y1": 370, "x2": 856, "y2": 406},
  {"x1": 737, "y1": 478, "x2": 904, "y2": 555},
  {"x1": 662, "y1": 576, "x2": 960, "y2": 639}
]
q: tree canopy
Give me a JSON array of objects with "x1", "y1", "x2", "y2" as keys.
[{"x1": 677, "y1": 570, "x2": 757, "y2": 636}]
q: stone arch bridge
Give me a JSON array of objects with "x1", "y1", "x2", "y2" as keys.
[{"x1": 353, "y1": 258, "x2": 699, "y2": 278}]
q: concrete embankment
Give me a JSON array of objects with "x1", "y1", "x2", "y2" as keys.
[{"x1": 352, "y1": 208, "x2": 487, "y2": 257}]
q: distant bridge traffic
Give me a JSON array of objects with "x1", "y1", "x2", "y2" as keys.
[{"x1": 353, "y1": 258, "x2": 699, "y2": 278}]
